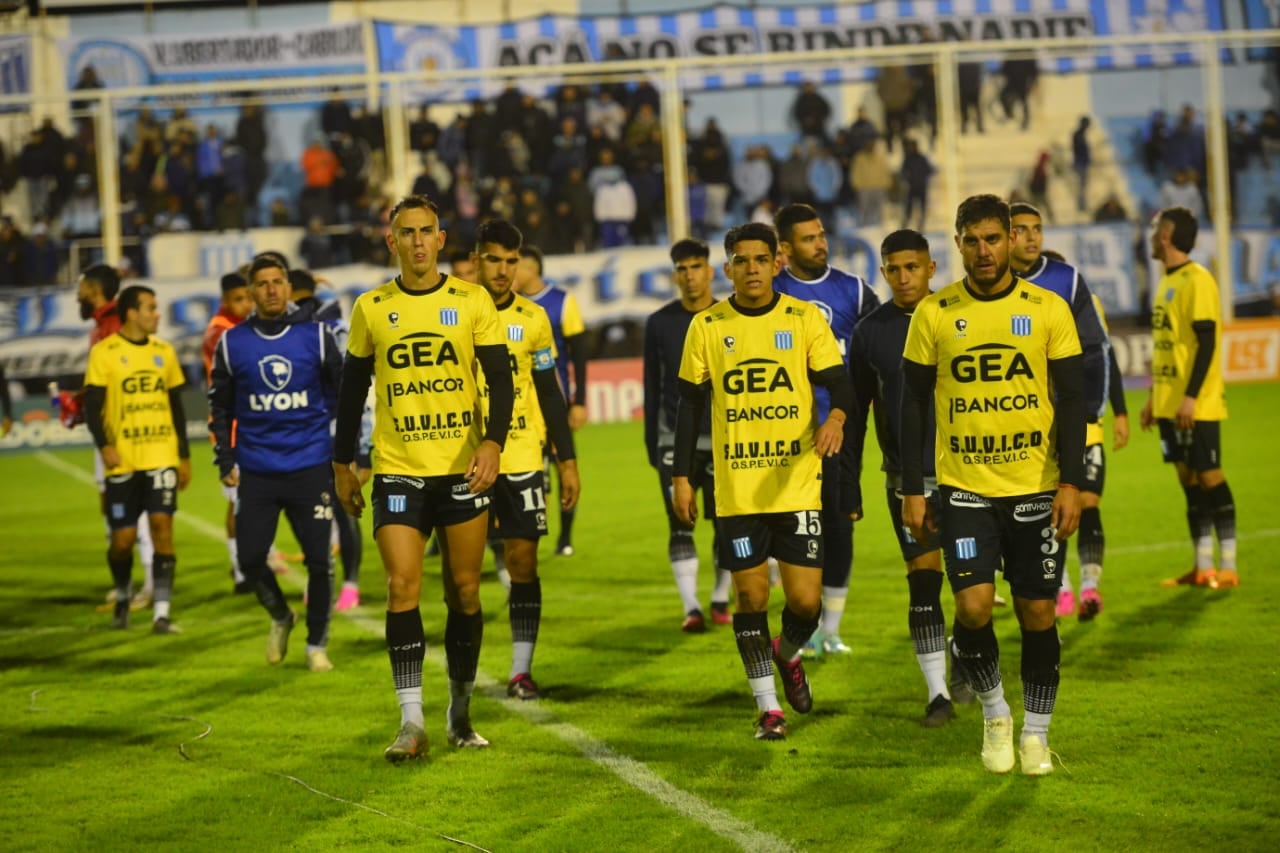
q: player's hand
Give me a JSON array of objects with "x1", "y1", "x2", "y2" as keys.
[
  {"x1": 177, "y1": 458, "x2": 192, "y2": 491},
  {"x1": 221, "y1": 466, "x2": 240, "y2": 488},
  {"x1": 1051, "y1": 485, "x2": 1082, "y2": 541},
  {"x1": 1175, "y1": 395, "x2": 1196, "y2": 432},
  {"x1": 333, "y1": 461, "x2": 365, "y2": 518},
  {"x1": 556, "y1": 459, "x2": 581, "y2": 510},
  {"x1": 1139, "y1": 397, "x2": 1154, "y2": 431},
  {"x1": 466, "y1": 440, "x2": 501, "y2": 494},
  {"x1": 568, "y1": 404, "x2": 588, "y2": 431},
  {"x1": 849, "y1": 506, "x2": 863, "y2": 522},
  {"x1": 357, "y1": 466, "x2": 373, "y2": 486},
  {"x1": 1, "y1": 416, "x2": 11, "y2": 437},
  {"x1": 101, "y1": 444, "x2": 122, "y2": 469},
  {"x1": 814, "y1": 414, "x2": 845, "y2": 458},
  {"x1": 902, "y1": 494, "x2": 935, "y2": 543},
  {"x1": 1112, "y1": 413, "x2": 1130, "y2": 451},
  {"x1": 672, "y1": 476, "x2": 696, "y2": 526}
]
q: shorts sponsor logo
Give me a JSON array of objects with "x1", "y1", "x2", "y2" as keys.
[
  {"x1": 806, "y1": 539, "x2": 818, "y2": 559},
  {"x1": 111, "y1": 503, "x2": 125, "y2": 519},
  {"x1": 439, "y1": 308, "x2": 459, "y2": 326},
  {"x1": 1042, "y1": 558, "x2": 1056, "y2": 579},
  {"x1": 902, "y1": 526, "x2": 916, "y2": 544},
  {"x1": 536, "y1": 511, "x2": 546, "y2": 528},
  {"x1": 948, "y1": 490, "x2": 990, "y2": 508},
  {"x1": 382, "y1": 475, "x2": 425, "y2": 489},
  {"x1": 387, "y1": 494, "x2": 407, "y2": 513},
  {"x1": 955, "y1": 537, "x2": 977, "y2": 560},
  {"x1": 1013, "y1": 499, "x2": 1054, "y2": 522},
  {"x1": 774, "y1": 331, "x2": 793, "y2": 350},
  {"x1": 661, "y1": 450, "x2": 674, "y2": 467},
  {"x1": 732, "y1": 536, "x2": 752, "y2": 559},
  {"x1": 1011, "y1": 315, "x2": 1032, "y2": 336}
]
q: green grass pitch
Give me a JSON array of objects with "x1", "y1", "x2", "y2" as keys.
[{"x1": 1, "y1": 384, "x2": 1277, "y2": 851}]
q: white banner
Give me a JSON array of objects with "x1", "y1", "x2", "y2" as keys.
[{"x1": 63, "y1": 21, "x2": 365, "y2": 88}]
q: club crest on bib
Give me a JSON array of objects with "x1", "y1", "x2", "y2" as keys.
[{"x1": 259, "y1": 355, "x2": 293, "y2": 391}]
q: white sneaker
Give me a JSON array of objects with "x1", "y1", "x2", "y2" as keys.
[
  {"x1": 1020, "y1": 734, "x2": 1054, "y2": 776},
  {"x1": 266, "y1": 611, "x2": 296, "y2": 665},
  {"x1": 306, "y1": 648, "x2": 334, "y2": 672},
  {"x1": 820, "y1": 634, "x2": 851, "y2": 655},
  {"x1": 982, "y1": 716, "x2": 1016, "y2": 774}
]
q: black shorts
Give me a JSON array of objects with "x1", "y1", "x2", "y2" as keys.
[
  {"x1": 936, "y1": 486, "x2": 1063, "y2": 600},
  {"x1": 371, "y1": 473, "x2": 491, "y2": 533},
  {"x1": 885, "y1": 488, "x2": 942, "y2": 562},
  {"x1": 490, "y1": 471, "x2": 549, "y2": 541},
  {"x1": 657, "y1": 448, "x2": 716, "y2": 530},
  {"x1": 715, "y1": 510, "x2": 824, "y2": 572},
  {"x1": 1082, "y1": 442, "x2": 1106, "y2": 495},
  {"x1": 1157, "y1": 419, "x2": 1222, "y2": 472},
  {"x1": 103, "y1": 467, "x2": 179, "y2": 531}
]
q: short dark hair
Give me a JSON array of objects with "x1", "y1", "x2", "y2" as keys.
[
  {"x1": 446, "y1": 248, "x2": 472, "y2": 265},
  {"x1": 474, "y1": 219, "x2": 523, "y2": 253},
  {"x1": 724, "y1": 222, "x2": 779, "y2": 258},
  {"x1": 82, "y1": 263, "x2": 121, "y2": 302},
  {"x1": 288, "y1": 268, "x2": 317, "y2": 295},
  {"x1": 220, "y1": 271, "x2": 247, "y2": 294},
  {"x1": 670, "y1": 238, "x2": 710, "y2": 265},
  {"x1": 518, "y1": 244, "x2": 544, "y2": 276},
  {"x1": 1009, "y1": 202, "x2": 1043, "y2": 221},
  {"x1": 880, "y1": 229, "x2": 930, "y2": 259},
  {"x1": 389, "y1": 194, "x2": 440, "y2": 225},
  {"x1": 773, "y1": 203, "x2": 820, "y2": 243},
  {"x1": 1159, "y1": 206, "x2": 1198, "y2": 253},
  {"x1": 116, "y1": 285, "x2": 154, "y2": 320},
  {"x1": 249, "y1": 253, "x2": 288, "y2": 280},
  {"x1": 955, "y1": 193, "x2": 1011, "y2": 235}
]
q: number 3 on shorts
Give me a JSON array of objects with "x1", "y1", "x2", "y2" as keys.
[
  {"x1": 1040, "y1": 525, "x2": 1060, "y2": 555},
  {"x1": 794, "y1": 511, "x2": 822, "y2": 536}
]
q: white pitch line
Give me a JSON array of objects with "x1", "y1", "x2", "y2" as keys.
[{"x1": 36, "y1": 450, "x2": 795, "y2": 853}]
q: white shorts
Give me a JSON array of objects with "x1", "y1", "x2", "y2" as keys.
[
  {"x1": 93, "y1": 449, "x2": 105, "y2": 492},
  {"x1": 222, "y1": 483, "x2": 238, "y2": 502}
]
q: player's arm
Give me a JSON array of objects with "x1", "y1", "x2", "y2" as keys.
[
  {"x1": 471, "y1": 343, "x2": 513, "y2": 492},
  {"x1": 561, "y1": 293, "x2": 589, "y2": 428},
  {"x1": 641, "y1": 315, "x2": 662, "y2": 467},
  {"x1": 82, "y1": 383, "x2": 110, "y2": 454},
  {"x1": 332, "y1": 353, "x2": 374, "y2": 516},
  {"x1": 533, "y1": 365, "x2": 579, "y2": 510},
  {"x1": 844, "y1": 334, "x2": 878, "y2": 520},
  {"x1": 858, "y1": 280, "x2": 882, "y2": 320},
  {"x1": 1048, "y1": 353, "x2": 1086, "y2": 539},
  {"x1": 1071, "y1": 276, "x2": 1108, "y2": 422},
  {"x1": 0, "y1": 364, "x2": 11, "y2": 436},
  {"x1": 1108, "y1": 346, "x2": 1129, "y2": 449},
  {"x1": 671, "y1": 377, "x2": 709, "y2": 526},
  {"x1": 319, "y1": 325, "x2": 344, "y2": 416},
  {"x1": 899, "y1": 357, "x2": 937, "y2": 540},
  {"x1": 1177, "y1": 319, "x2": 1216, "y2": 431},
  {"x1": 168, "y1": 382, "x2": 192, "y2": 490},
  {"x1": 208, "y1": 334, "x2": 238, "y2": 482}
]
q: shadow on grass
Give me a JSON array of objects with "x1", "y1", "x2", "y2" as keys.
[{"x1": 1060, "y1": 587, "x2": 1217, "y2": 679}]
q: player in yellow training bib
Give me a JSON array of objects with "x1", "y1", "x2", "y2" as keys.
[
  {"x1": 331, "y1": 195, "x2": 515, "y2": 760},
  {"x1": 471, "y1": 219, "x2": 580, "y2": 703},
  {"x1": 1141, "y1": 206, "x2": 1238, "y2": 590},
  {"x1": 83, "y1": 285, "x2": 191, "y2": 635},
  {"x1": 900, "y1": 194, "x2": 1086, "y2": 777},
  {"x1": 672, "y1": 222, "x2": 854, "y2": 743}
]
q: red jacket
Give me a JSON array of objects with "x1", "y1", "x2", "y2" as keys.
[
  {"x1": 202, "y1": 306, "x2": 245, "y2": 383},
  {"x1": 89, "y1": 300, "x2": 121, "y2": 348}
]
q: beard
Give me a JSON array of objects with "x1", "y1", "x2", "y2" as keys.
[
  {"x1": 78, "y1": 298, "x2": 94, "y2": 320},
  {"x1": 968, "y1": 257, "x2": 1009, "y2": 288}
]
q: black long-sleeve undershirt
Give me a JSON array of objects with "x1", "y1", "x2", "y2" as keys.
[
  {"x1": 1048, "y1": 354, "x2": 1085, "y2": 487},
  {"x1": 672, "y1": 378, "x2": 709, "y2": 480},
  {"x1": 475, "y1": 343, "x2": 514, "y2": 448},
  {"x1": 899, "y1": 360, "x2": 936, "y2": 496},
  {"x1": 332, "y1": 354, "x2": 373, "y2": 465},
  {"x1": 533, "y1": 367, "x2": 575, "y2": 462},
  {"x1": 1183, "y1": 320, "x2": 1216, "y2": 400},
  {"x1": 82, "y1": 384, "x2": 188, "y2": 459},
  {"x1": 565, "y1": 332, "x2": 589, "y2": 407},
  {"x1": 1108, "y1": 345, "x2": 1127, "y2": 417}
]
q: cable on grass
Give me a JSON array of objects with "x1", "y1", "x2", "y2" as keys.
[
  {"x1": 25, "y1": 689, "x2": 490, "y2": 851},
  {"x1": 269, "y1": 773, "x2": 493, "y2": 853},
  {"x1": 154, "y1": 713, "x2": 213, "y2": 761}
]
